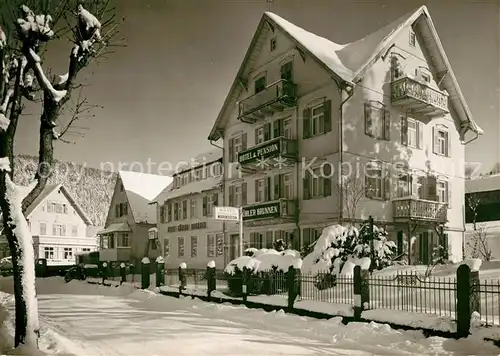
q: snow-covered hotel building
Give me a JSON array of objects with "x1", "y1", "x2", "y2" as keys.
[
  {"x1": 207, "y1": 7, "x2": 482, "y2": 264},
  {"x1": 151, "y1": 149, "x2": 224, "y2": 269}
]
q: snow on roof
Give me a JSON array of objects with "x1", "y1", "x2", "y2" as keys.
[
  {"x1": 24, "y1": 183, "x2": 93, "y2": 225},
  {"x1": 264, "y1": 12, "x2": 353, "y2": 82},
  {"x1": 466, "y1": 175, "x2": 500, "y2": 194},
  {"x1": 152, "y1": 176, "x2": 222, "y2": 204},
  {"x1": 118, "y1": 170, "x2": 172, "y2": 224},
  {"x1": 209, "y1": 6, "x2": 482, "y2": 141},
  {"x1": 175, "y1": 148, "x2": 222, "y2": 175}
]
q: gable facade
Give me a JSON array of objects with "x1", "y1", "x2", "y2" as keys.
[{"x1": 209, "y1": 8, "x2": 480, "y2": 264}]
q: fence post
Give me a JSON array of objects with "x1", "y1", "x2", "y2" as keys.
[
  {"x1": 242, "y1": 267, "x2": 249, "y2": 302},
  {"x1": 155, "y1": 256, "x2": 165, "y2": 288},
  {"x1": 287, "y1": 265, "x2": 300, "y2": 309},
  {"x1": 101, "y1": 262, "x2": 108, "y2": 284},
  {"x1": 130, "y1": 264, "x2": 135, "y2": 282},
  {"x1": 120, "y1": 263, "x2": 126, "y2": 284},
  {"x1": 457, "y1": 264, "x2": 471, "y2": 338},
  {"x1": 206, "y1": 261, "x2": 216, "y2": 300},
  {"x1": 141, "y1": 257, "x2": 150, "y2": 289},
  {"x1": 179, "y1": 262, "x2": 187, "y2": 293},
  {"x1": 353, "y1": 265, "x2": 370, "y2": 321}
]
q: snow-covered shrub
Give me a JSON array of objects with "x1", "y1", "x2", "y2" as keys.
[
  {"x1": 302, "y1": 223, "x2": 396, "y2": 287},
  {"x1": 223, "y1": 249, "x2": 301, "y2": 296},
  {"x1": 273, "y1": 238, "x2": 288, "y2": 252}
]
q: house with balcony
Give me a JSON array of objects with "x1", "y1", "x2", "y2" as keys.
[
  {"x1": 151, "y1": 148, "x2": 225, "y2": 269},
  {"x1": 0, "y1": 184, "x2": 96, "y2": 264},
  {"x1": 207, "y1": 7, "x2": 482, "y2": 264},
  {"x1": 464, "y1": 175, "x2": 500, "y2": 260},
  {"x1": 98, "y1": 170, "x2": 172, "y2": 264}
]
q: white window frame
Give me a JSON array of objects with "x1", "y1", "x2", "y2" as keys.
[
  {"x1": 234, "y1": 184, "x2": 242, "y2": 206},
  {"x1": 256, "y1": 127, "x2": 265, "y2": 144},
  {"x1": 44, "y1": 247, "x2": 54, "y2": 259},
  {"x1": 53, "y1": 224, "x2": 64, "y2": 236},
  {"x1": 366, "y1": 164, "x2": 383, "y2": 199},
  {"x1": 436, "y1": 129, "x2": 448, "y2": 156},
  {"x1": 207, "y1": 234, "x2": 216, "y2": 257},
  {"x1": 437, "y1": 180, "x2": 448, "y2": 204},
  {"x1": 283, "y1": 173, "x2": 292, "y2": 199},
  {"x1": 396, "y1": 173, "x2": 411, "y2": 198},
  {"x1": 233, "y1": 136, "x2": 242, "y2": 161},
  {"x1": 190, "y1": 199, "x2": 197, "y2": 218},
  {"x1": 63, "y1": 247, "x2": 73, "y2": 260},
  {"x1": 310, "y1": 168, "x2": 324, "y2": 198},
  {"x1": 39, "y1": 222, "x2": 47, "y2": 236},
  {"x1": 178, "y1": 237, "x2": 185, "y2": 257},
  {"x1": 407, "y1": 118, "x2": 417, "y2": 148},
  {"x1": 310, "y1": 104, "x2": 325, "y2": 136},
  {"x1": 121, "y1": 233, "x2": 129, "y2": 247},
  {"x1": 283, "y1": 118, "x2": 292, "y2": 139},
  {"x1": 256, "y1": 179, "x2": 265, "y2": 202},
  {"x1": 409, "y1": 31, "x2": 416, "y2": 47},
  {"x1": 206, "y1": 195, "x2": 214, "y2": 217}
]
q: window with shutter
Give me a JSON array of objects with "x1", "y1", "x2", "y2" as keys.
[
  {"x1": 264, "y1": 123, "x2": 271, "y2": 141},
  {"x1": 241, "y1": 133, "x2": 247, "y2": 150},
  {"x1": 427, "y1": 176, "x2": 437, "y2": 201},
  {"x1": 202, "y1": 196, "x2": 207, "y2": 216},
  {"x1": 303, "y1": 170, "x2": 310, "y2": 200},
  {"x1": 364, "y1": 102, "x2": 388, "y2": 140},
  {"x1": 255, "y1": 127, "x2": 264, "y2": 145},
  {"x1": 242, "y1": 182, "x2": 247, "y2": 205},
  {"x1": 400, "y1": 115, "x2": 408, "y2": 146},
  {"x1": 274, "y1": 174, "x2": 281, "y2": 200},
  {"x1": 323, "y1": 100, "x2": 332, "y2": 133},
  {"x1": 433, "y1": 125, "x2": 449, "y2": 156},
  {"x1": 265, "y1": 177, "x2": 271, "y2": 201},
  {"x1": 447, "y1": 180, "x2": 451, "y2": 208},
  {"x1": 302, "y1": 108, "x2": 311, "y2": 139},
  {"x1": 228, "y1": 138, "x2": 234, "y2": 162},
  {"x1": 383, "y1": 110, "x2": 390, "y2": 140},
  {"x1": 365, "y1": 163, "x2": 383, "y2": 199}
]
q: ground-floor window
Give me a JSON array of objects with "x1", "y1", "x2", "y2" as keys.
[
  {"x1": 44, "y1": 247, "x2": 54, "y2": 259},
  {"x1": 64, "y1": 248, "x2": 73, "y2": 260}
]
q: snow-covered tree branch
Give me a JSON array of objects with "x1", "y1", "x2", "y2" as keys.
[
  {"x1": 336, "y1": 173, "x2": 366, "y2": 225},
  {"x1": 0, "y1": 1, "x2": 121, "y2": 351}
]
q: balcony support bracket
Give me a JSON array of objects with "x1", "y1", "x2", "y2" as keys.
[
  {"x1": 437, "y1": 70, "x2": 449, "y2": 87},
  {"x1": 295, "y1": 46, "x2": 306, "y2": 62},
  {"x1": 238, "y1": 77, "x2": 248, "y2": 91}
]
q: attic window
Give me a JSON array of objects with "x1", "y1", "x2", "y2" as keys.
[
  {"x1": 270, "y1": 37, "x2": 277, "y2": 52},
  {"x1": 409, "y1": 31, "x2": 416, "y2": 47}
]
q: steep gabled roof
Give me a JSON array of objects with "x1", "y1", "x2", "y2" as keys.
[
  {"x1": 118, "y1": 170, "x2": 172, "y2": 224},
  {"x1": 208, "y1": 7, "x2": 482, "y2": 141},
  {"x1": 25, "y1": 184, "x2": 93, "y2": 225},
  {"x1": 174, "y1": 148, "x2": 223, "y2": 176}
]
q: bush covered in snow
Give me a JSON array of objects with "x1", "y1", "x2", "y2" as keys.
[
  {"x1": 302, "y1": 224, "x2": 396, "y2": 288},
  {"x1": 13, "y1": 155, "x2": 116, "y2": 226},
  {"x1": 224, "y1": 249, "x2": 301, "y2": 296},
  {"x1": 273, "y1": 238, "x2": 288, "y2": 252}
]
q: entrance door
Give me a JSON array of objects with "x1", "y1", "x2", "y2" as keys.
[{"x1": 230, "y1": 234, "x2": 239, "y2": 261}]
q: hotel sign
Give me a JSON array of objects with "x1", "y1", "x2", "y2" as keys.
[
  {"x1": 238, "y1": 140, "x2": 281, "y2": 164},
  {"x1": 242, "y1": 201, "x2": 281, "y2": 221}
]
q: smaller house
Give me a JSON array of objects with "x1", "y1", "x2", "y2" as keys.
[
  {"x1": 0, "y1": 184, "x2": 96, "y2": 264},
  {"x1": 98, "y1": 170, "x2": 172, "y2": 264},
  {"x1": 151, "y1": 148, "x2": 224, "y2": 270},
  {"x1": 465, "y1": 175, "x2": 500, "y2": 259}
]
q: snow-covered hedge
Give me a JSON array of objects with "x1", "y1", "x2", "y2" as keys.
[
  {"x1": 224, "y1": 248, "x2": 302, "y2": 296},
  {"x1": 302, "y1": 224, "x2": 396, "y2": 277},
  {"x1": 225, "y1": 248, "x2": 301, "y2": 275}
]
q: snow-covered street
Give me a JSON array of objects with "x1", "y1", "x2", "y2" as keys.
[{"x1": 0, "y1": 278, "x2": 498, "y2": 355}]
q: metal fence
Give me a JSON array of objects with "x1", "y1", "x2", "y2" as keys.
[{"x1": 158, "y1": 268, "x2": 500, "y2": 328}]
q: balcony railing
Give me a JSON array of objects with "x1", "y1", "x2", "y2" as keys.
[
  {"x1": 392, "y1": 198, "x2": 447, "y2": 223},
  {"x1": 238, "y1": 79, "x2": 297, "y2": 122},
  {"x1": 237, "y1": 136, "x2": 297, "y2": 171},
  {"x1": 242, "y1": 199, "x2": 296, "y2": 222},
  {"x1": 391, "y1": 77, "x2": 448, "y2": 116}
]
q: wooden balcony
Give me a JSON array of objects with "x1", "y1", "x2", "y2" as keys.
[
  {"x1": 238, "y1": 79, "x2": 297, "y2": 122},
  {"x1": 237, "y1": 136, "x2": 297, "y2": 172},
  {"x1": 391, "y1": 77, "x2": 449, "y2": 117},
  {"x1": 392, "y1": 198, "x2": 447, "y2": 223},
  {"x1": 242, "y1": 199, "x2": 296, "y2": 222}
]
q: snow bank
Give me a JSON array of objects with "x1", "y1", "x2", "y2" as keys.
[
  {"x1": 464, "y1": 259, "x2": 482, "y2": 272},
  {"x1": 141, "y1": 257, "x2": 150, "y2": 264},
  {"x1": 0, "y1": 157, "x2": 11, "y2": 172},
  {"x1": 225, "y1": 249, "x2": 302, "y2": 274}
]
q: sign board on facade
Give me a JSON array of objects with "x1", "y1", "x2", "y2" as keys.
[
  {"x1": 242, "y1": 201, "x2": 281, "y2": 221},
  {"x1": 214, "y1": 206, "x2": 240, "y2": 221},
  {"x1": 238, "y1": 140, "x2": 281, "y2": 164}
]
